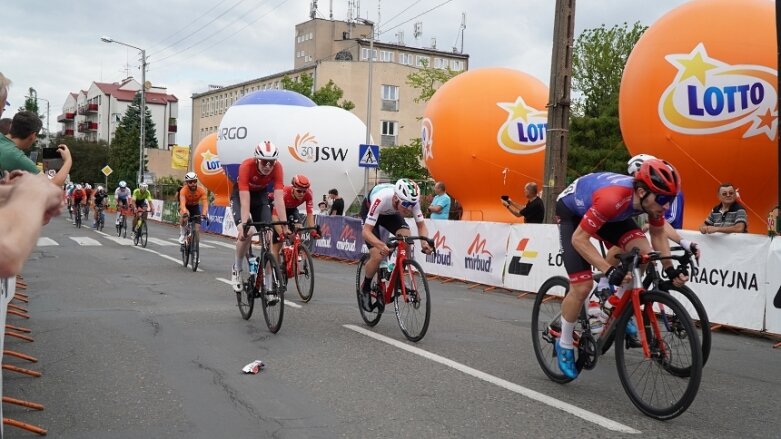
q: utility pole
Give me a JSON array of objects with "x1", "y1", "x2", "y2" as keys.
[
  {"x1": 356, "y1": 18, "x2": 375, "y2": 198},
  {"x1": 543, "y1": 0, "x2": 576, "y2": 223}
]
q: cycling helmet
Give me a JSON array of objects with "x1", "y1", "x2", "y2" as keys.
[
  {"x1": 97, "y1": 186, "x2": 105, "y2": 192},
  {"x1": 627, "y1": 153, "x2": 657, "y2": 176},
  {"x1": 139, "y1": 182, "x2": 149, "y2": 190},
  {"x1": 85, "y1": 183, "x2": 92, "y2": 190},
  {"x1": 184, "y1": 172, "x2": 198, "y2": 182},
  {"x1": 393, "y1": 178, "x2": 420, "y2": 204},
  {"x1": 291, "y1": 174, "x2": 310, "y2": 189},
  {"x1": 119, "y1": 180, "x2": 127, "y2": 188},
  {"x1": 635, "y1": 159, "x2": 680, "y2": 196},
  {"x1": 75, "y1": 184, "x2": 83, "y2": 190},
  {"x1": 253, "y1": 140, "x2": 279, "y2": 161}
]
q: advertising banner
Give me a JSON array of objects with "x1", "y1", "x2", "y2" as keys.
[
  {"x1": 0, "y1": 276, "x2": 15, "y2": 435},
  {"x1": 764, "y1": 238, "x2": 781, "y2": 334},
  {"x1": 312, "y1": 215, "x2": 338, "y2": 257},
  {"x1": 330, "y1": 216, "x2": 364, "y2": 260},
  {"x1": 502, "y1": 224, "x2": 567, "y2": 294},
  {"x1": 150, "y1": 200, "x2": 164, "y2": 222},
  {"x1": 171, "y1": 145, "x2": 190, "y2": 170},
  {"x1": 222, "y1": 205, "x2": 238, "y2": 238},
  {"x1": 204, "y1": 206, "x2": 225, "y2": 235}
]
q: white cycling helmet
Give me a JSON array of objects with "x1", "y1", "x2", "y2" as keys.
[
  {"x1": 184, "y1": 171, "x2": 198, "y2": 182},
  {"x1": 119, "y1": 180, "x2": 127, "y2": 188},
  {"x1": 253, "y1": 140, "x2": 279, "y2": 161},
  {"x1": 627, "y1": 153, "x2": 657, "y2": 176},
  {"x1": 393, "y1": 178, "x2": 420, "y2": 204},
  {"x1": 75, "y1": 184, "x2": 83, "y2": 190},
  {"x1": 85, "y1": 183, "x2": 92, "y2": 190},
  {"x1": 139, "y1": 182, "x2": 149, "y2": 189},
  {"x1": 97, "y1": 185, "x2": 104, "y2": 192}
]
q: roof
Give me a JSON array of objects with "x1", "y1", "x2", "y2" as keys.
[{"x1": 94, "y1": 82, "x2": 178, "y2": 104}]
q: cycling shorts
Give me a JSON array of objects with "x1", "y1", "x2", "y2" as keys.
[
  {"x1": 117, "y1": 197, "x2": 129, "y2": 207},
  {"x1": 359, "y1": 198, "x2": 409, "y2": 248},
  {"x1": 183, "y1": 204, "x2": 201, "y2": 219},
  {"x1": 230, "y1": 188, "x2": 271, "y2": 227},
  {"x1": 134, "y1": 199, "x2": 148, "y2": 209}
]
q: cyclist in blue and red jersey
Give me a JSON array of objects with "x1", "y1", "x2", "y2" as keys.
[{"x1": 554, "y1": 159, "x2": 689, "y2": 379}]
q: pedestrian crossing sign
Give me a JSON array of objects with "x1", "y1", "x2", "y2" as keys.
[{"x1": 358, "y1": 144, "x2": 379, "y2": 168}]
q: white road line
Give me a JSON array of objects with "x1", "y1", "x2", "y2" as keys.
[
  {"x1": 214, "y1": 278, "x2": 301, "y2": 309},
  {"x1": 204, "y1": 240, "x2": 236, "y2": 249},
  {"x1": 69, "y1": 236, "x2": 102, "y2": 246},
  {"x1": 167, "y1": 238, "x2": 214, "y2": 248},
  {"x1": 37, "y1": 237, "x2": 59, "y2": 246},
  {"x1": 102, "y1": 236, "x2": 133, "y2": 246},
  {"x1": 95, "y1": 230, "x2": 109, "y2": 237},
  {"x1": 343, "y1": 324, "x2": 641, "y2": 435},
  {"x1": 147, "y1": 237, "x2": 178, "y2": 246},
  {"x1": 134, "y1": 246, "x2": 203, "y2": 272}
]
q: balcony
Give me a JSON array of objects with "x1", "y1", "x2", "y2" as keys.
[
  {"x1": 57, "y1": 112, "x2": 75, "y2": 122},
  {"x1": 77, "y1": 122, "x2": 98, "y2": 132},
  {"x1": 77, "y1": 103, "x2": 98, "y2": 115},
  {"x1": 381, "y1": 99, "x2": 399, "y2": 112},
  {"x1": 168, "y1": 124, "x2": 177, "y2": 133},
  {"x1": 64, "y1": 129, "x2": 74, "y2": 136}
]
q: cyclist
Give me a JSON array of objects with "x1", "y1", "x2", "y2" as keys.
[
  {"x1": 131, "y1": 182, "x2": 155, "y2": 236},
  {"x1": 230, "y1": 140, "x2": 290, "y2": 293},
  {"x1": 270, "y1": 174, "x2": 320, "y2": 259},
  {"x1": 554, "y1": 159, "x2": 689, "y2": 380},
  {"x1": 114, "y1": 180, "x2": 132, "y2": 225},
  {"x1": 71, "y1": 184, "x2": 86, "y2": 225},
  {"x1": 65, "y1": 182, "x2": 75, "y2": 217},
  {"x1": 178, "y1": 172, "x2": 209, "y2": 245},
  {"x1": 359, "y1": 178, "x2": 433, "y2": 311},
  {"x1": 83, "y1": 183, "x2": 93, "y2": 219},
  {"x1": 92, "y1": 185, "x2": 109, "y2": 228}
]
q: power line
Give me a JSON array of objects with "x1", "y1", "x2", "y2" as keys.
[
  {"x1": 147, "y1": 0, "x2": 231, "y2": 53},
  {"x1": 379, "y1": 0, "x2": 454, "y2": 36},
  {"x1": 379, "y1": 0, "x2": 422, "y2": 33}
]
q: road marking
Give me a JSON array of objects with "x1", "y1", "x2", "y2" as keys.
[
  {"x1": 204, "y1": 240, "x2": 236, "y2": 249},
  {"x1": 37, "y1": 237, "x2": 59, "y2": 246},
  {"x1": 103, "y1": 236, "x2": 133, "y2": 246},
  {"x1": 147, "y1": 237, "x2": 178, "y2": 246},
  {"x1": 168, "y1": 238, "x2": 214, "y2": 248},
  {"x1": 69, "y1": 236, "x2": 102, "y2": 246},
  {"x1": 134, "y1": 246, "x2": 203, "y2": 272},
  {"x1": 95, "y1": 231, "x2": 109, "y2": 237},
  {"x1": 215, "y1": 278, "x2": 301, "y2": 308},
  {"x1": 343, "y1": 324, "x2": 641, "y2": 435}
]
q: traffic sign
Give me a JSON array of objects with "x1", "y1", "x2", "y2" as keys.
[
  {"x1": 358, "y1": 144, "x2": 379, "y2": 168},
  {"x1": 101, "y1": 165, "x2": 113, "y2": 177}
]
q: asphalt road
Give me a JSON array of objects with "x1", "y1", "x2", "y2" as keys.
[{"x1": 3, "y1": 216, "x2": 780, "y2": 438}]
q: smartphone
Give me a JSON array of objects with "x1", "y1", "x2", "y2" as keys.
[
  {"x1": 500, "y1": 195, "x2": 510, "y2": 201},
  {"x1": 42, "y1": 147, "x2": 61, "y2": 159}
]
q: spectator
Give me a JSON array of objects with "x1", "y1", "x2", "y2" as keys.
[
  {"x1": 502, "y1": 182, "x2": 544, "y2": 223},
  {"x1": 768, "y1": 205, "x2": 779, "y2": 237},
  {"x1": 2, "y1": 110, "x2": 72, "y2": 186},
  {"x1": 428, "y1": 181, "x2": 451, "y2": 219},
  {"x1": 0, "y1": 170, "x2": 64, "y2": 277},
  {"x1": 700, "y1": 182, "x2": 747, "y2": 234},
  {"x1": 317, "y1": 201, "x2": 328, "y2": 215},
  {"x1": 0, "y1": 117, "x2": 11, "y2": 135},
  {"x1": 328, "y1": 188, "x2": 344, "y2": 216}
]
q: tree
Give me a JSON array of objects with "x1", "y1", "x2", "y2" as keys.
[
  {"x1": 108, "y1": 92, "x2": 158, "y2": 186},
  {"x1": 567, "y1": 22, "x2": 647, "y2": 180},
  {"x1": 405, "y1": 59, "x2": 462, "y2": 103},
  {"x1": 281, "y1": 73, "x2": 355, "y2": 110},
  {"x1": 378, "y1": 138, "x2": 429, "y2": 182},
  {"x1": 53, "y1": 134, "x2": 108, "y2": 185}
]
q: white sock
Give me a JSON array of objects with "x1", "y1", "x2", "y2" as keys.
[
  {"x1": 179, "y1": 226, "x2": 185, "y2": 237},
  {"x1": 559, "y1": 317, "x2": 576, "y2": 349}
]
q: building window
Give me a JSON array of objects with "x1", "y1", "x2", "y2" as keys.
[
  {"x1": 381, "y1": 120, "x2": 398, "y2": 146},
  {"x1": 434, "y1": 58, "x2": 446, "y2": 69},
  {"x1": 399, "y1": 53, "x2": 413, "y2": 65},
  {"x1": 451, "y1": 60, "x2": 464, "y2": 71},
  {"x1": 381, "y1": 85, "x2": 399, "y2": 112},
  {"x1": 416, "y1": 55, "x2": 430, "y2": 67},
  {"x1": 361, "y1": 48, "x2": 378, "y2": 61},
  {"x1": 380, "y1": 50, "x2": 394, "y2": 62}
]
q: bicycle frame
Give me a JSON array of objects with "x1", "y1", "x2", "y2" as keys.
[
  {"x1": 377, "y1": 236, "x2": 432, "y2": 305},
  {"x1": 244, "y1": 220, "x2": 290, "y2": 291},
  {"x1": 282, "y1": 225, "x2": 319, "y2": 278}
]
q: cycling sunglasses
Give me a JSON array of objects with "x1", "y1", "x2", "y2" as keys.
[
  {"x1": 400, "y1": 200, "x2": 417, "y2": 208},
  {"x1": 654, "y1": 193, "x2": 675, "y2": 206},
  {"x1": 258, "y1": 159, "x2": 275, "y2": 168}
]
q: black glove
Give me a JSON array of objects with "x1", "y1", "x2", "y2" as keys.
[
  {"x1": 665, "y1": 265, "x2": 687, "y2": 281},
  {"x1": 605, "y1": 265, "x2": 627, "y2": 286}
]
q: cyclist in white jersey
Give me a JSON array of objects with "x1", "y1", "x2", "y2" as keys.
[
  {"x1": 359, "y1": 179, "x2": 433, "y2": 303},
  {"x1": 114, "y1": 180, "x2": 132, "y2": 225}
]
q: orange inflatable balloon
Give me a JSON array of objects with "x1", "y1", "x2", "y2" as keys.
[
  {"x1": 423, "y1": 68, "x2": 548, "y2": 221},
  {"x1": 193, "y1": 133, "x2": 232, "y2": 207},
  {"x1": 620, "y1": 0, "x2": 777, "y2": 234}
]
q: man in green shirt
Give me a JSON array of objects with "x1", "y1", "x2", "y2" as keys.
[{"x1": 1, "y1": 111, "x2": 72, "y2": 186}]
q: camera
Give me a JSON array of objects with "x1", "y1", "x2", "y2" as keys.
[{"x1": 42, "y1": 147, "x2": 61, "y2": 159}]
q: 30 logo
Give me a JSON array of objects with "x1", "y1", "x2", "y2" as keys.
[
  {"x1": 660, "y1": 43, "x2": 777, "y2": 139},
  {"x1": 288, "y1": 132, "x2": 349, "y2": 163},
  {"x1": 421, "y1": 118, "x2": 434, "y2": 160},
  {"x1": 496, "y1": 96, "x2": 548, "y2": 154}
]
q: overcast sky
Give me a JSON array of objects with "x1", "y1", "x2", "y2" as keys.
[{"x1": 2, "y1": 0, "x2": 689, "y2": 146}]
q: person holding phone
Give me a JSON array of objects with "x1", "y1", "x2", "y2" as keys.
[
  {"x1": 0, "y1": 110, "x2": 72, "y2": 186},
  {"x1": 501, "y1": 182, "x2": 544, "y2": 223}
]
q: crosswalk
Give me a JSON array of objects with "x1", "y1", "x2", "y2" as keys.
[{"x1": 37, "y1": 235, "x2": 229, "y2": 249}]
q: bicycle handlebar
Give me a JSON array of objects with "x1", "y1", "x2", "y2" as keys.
[
  {"x1": 386, "y1": 235, "x2": 435, "y2": 249},
  {"x1": 617, "y1": 246, "x2": 697, "y2": 277},
  {"x1": 242, "y1": 220, "x2": 291, "y2": 235}
]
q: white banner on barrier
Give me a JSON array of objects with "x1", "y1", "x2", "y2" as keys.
[
  {"x1": 409, "y1": 219, "x2": 509, "y2": 287},
  {"x1": 222, "y1": 206, "x2": 238, "y2": 238},
  {"x1": 502, "y1": 224, "x2": 567, "y2": 293},
  {"x1": 0, "y1": 276, "x2": 15, "y2": 437},
  {"x1": 764, "y1": 238, "x2": 781, "y2": 334},
  {"x1": 150, "y1": 200, "x2": 164, "y2": 222},
  {"x1": 679, "y1": 231, "x2": 768, "y2": 331}
]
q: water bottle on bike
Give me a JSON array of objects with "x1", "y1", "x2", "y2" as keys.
[{"x1": 248, "y1": 256, "x2": 259, "y2": 275}]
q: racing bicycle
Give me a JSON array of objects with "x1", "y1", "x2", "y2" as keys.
[
  {"x1": 116, "y1": 205, "x2": 131, "y2": 238},
  {"x1": 181, "y1": 214, "x2": 203, "y2": 271},
  {"x1": 279, "y1": 223, "x2": 320, "y2": 302},
  {"x1": 132, "y1": 208, "x2": 149, "y2": 248}
]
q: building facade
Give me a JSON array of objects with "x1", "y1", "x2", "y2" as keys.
[
  {"x1": 191, "y1": 17, "x2": 469, "y2": 149},
  {"x1": 58, "y1": 78, "x2": 179, "y2": 149}
]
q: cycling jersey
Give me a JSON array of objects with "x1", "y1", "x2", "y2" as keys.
[
  {"x1": 72, "y1": 189, "x2": 86, "y2": 201},
  {"x1": 179, "y1": 185, "x2": 207, "y2": 207},
  {"x1": 274, "y1": 185, "x2": 313, "y2": 215},
  {"x1": 132, "y1": 188, "x2": 153, "y2": 202},
  {"x1": 237, "y1": 158, "x2": 284, "y2": 192},
  {"x1": 115, "y1": 187, "x2": 131, "y2": 200},
  {"x1": 94, "y1": 192, "x2": 108, "y2": 206},
  {"x1": 557, "y1": 172, "x2": 664, "y2": 235},
  {"x1": 84, "y1": 188, "x2": 93, "y2": 200},
  {"x1": 363, "y1": 183, "x2": 424, "y2": 227}
]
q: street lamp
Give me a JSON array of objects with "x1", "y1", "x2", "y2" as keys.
[
  {"x1": 355, "y1": 18, "x2": 375, "y2": 197},
  {"x1": 101, "y1": 35, "x2": 147, "y2": 184},
  {"x1": 26, "y1": 89, "x2": 50, "y2": 147}
]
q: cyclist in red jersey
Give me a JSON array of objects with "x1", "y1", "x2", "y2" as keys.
[
  {"x1": 229, "y1": 140, "x2": 289, "y2": 292},
  {"x1": 270, "y1": 174, "x2": 321, "y2": 258},
  {"x1": 71, "y1": 184, "x2": 86, "y2": 224},
  {"x1": 554, "y1": 159, "x2": 689, "y2": 379}
]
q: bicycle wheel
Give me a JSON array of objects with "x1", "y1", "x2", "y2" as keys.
[
  {"x1": 121, "y1": 216, "x2": 127, "y2": 238},
  {"x1": 659, "y1": 281, "x2": 711, "y2": 367},
  {"x1": 260, "y1": 252, "x2": 285, "y2": 333},
  {"x1": 531, "y1": 276, "x2": 583, "y2": 384},
  {"x1": 294, "y1": 244, "x2": 315, "y2": 302},
  {"x1": 190, "y1": 230, "x2": 200, "y2": 272},
  {"x1": 355, "y1": 255, "x2": 382, "y2": 326},
  {"x1": 236, "y1": 270, "x2": 255, "y2": 320},
  {"x1": 117, "y1": 215, "x2": 123, "y2": 237},
  {"x1": 140, "y1": 222, "x2": 148, "y2": 247},
  {"x1": 75, "y1": 208, "x2": 82, "y2": 228},
  {"x1": 181, "y1": 230, "x2": 190, "y2": 267},
  {"x1": 393, "y1": 259, "x2": 431, "y2": 342},
  {"x1": 614, "y1": 290, "x2": 702, "y2": 420}
]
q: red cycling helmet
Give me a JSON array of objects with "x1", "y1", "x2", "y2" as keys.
[
  {"x1": 291, "y1": 174, "x2": 310, "y2": 189},
  {"x1": 635, "y1": 159, "x2": 680, "y2": 196}
]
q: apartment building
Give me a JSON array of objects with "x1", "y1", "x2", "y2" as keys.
[
  {"x1": 191, "y1": 17, "x2": 469, "y2": 148},
  {"x1": 58, "y1": 77, "x2": 179, "y2": 149}
]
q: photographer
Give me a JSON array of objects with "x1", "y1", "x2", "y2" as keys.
[
  {"x1": 501, "y1": 182, "x2": 544, "y2": 223},
  {"x1": 1, "y1": 110, "x2": 72, "y2": 186}
]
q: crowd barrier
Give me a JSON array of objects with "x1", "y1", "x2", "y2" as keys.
[{"x1": 149, "y1": 200, "x2": 781, "y2": 335}]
